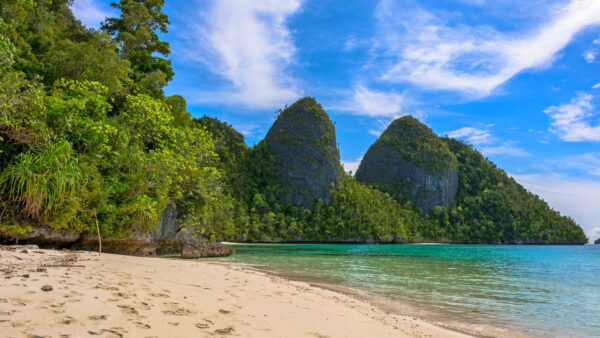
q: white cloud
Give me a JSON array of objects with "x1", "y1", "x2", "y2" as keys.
[
  {"x1": 347, "y1": 85, "x2": 404, "y2": 117},
  {"x1": 590, "y1": 227, "x2": 600, "y2": 240},
  {"x1": 341, "y1": 157, "x2": 363, "y2": 174},
  {"x1": 480, "y1": 144, "x2": 531, "y2": 157},
  {"x1": 447, "y1": 127, "x2": 493, "y2": 145},
  {"x1": 584, "y1": 49, "x2": 597, "y2": 63},
  {"x1": 593, "y1": 83, "x2": 600, "y2": 89},
  {"x1": 178, "y1": 0, "x2": 302, "y2": 109},
  {"x1": 513, "y1": 173, "x2": 600, "y2": 242},
  {"x1": 560, "y1": 152, "x2": 600, "y2": 176},
  {"x1": 375, "y1": 0, "x2": 600, "y2": 97},
  {"x1": 544, "y1": 92, "x2": 600, "y2": 142},
  {"x1": 368, "y1": 128, "x2": 383, "y2": 137},
  {"x1": 447, "y1": 126, "x2": 530, "y2": 157},
  {"x1": 70, "y1": 0, "x2": 112, "y2": 29},
  {"x1": 344, "y1": 37, "x2": 359, "y2": 51}
]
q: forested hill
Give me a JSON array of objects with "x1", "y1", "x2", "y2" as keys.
[{"x1": 0, "y1": 1, "x2": 588, "y2": 248}]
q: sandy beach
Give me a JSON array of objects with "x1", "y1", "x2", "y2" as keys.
[{"x1": 0, "y1": 246, "x2": 470, "y2": 337}]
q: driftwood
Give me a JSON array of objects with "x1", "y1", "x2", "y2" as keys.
[{"x1": 93, "y1": 208, "x2": 101, "y2": 255}]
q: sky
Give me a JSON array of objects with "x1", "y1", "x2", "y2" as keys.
[{"x1": 72, "y1": 0, "x2": 600, "y2": 242}]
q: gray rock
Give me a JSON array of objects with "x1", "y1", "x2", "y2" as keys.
[
  {"x1": 7, "y1": 244, "x2": 39, "y2": 250},
  {"x1": 263, "y1": 97, "x2": 343, "y2": 208},
  {"x1": 1, "y1": 204, "x2": 233, "y2": 257},
  {"x1": 181, "y1": 242, "x2": 234, "y2": 259},
  {"x1": 356, "y1": 116, "x2": 458, "y2": 213}
]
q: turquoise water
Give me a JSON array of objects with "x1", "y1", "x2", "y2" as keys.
[{"x1": 215, "y1": 244, "x2": 600, "y2": 337}]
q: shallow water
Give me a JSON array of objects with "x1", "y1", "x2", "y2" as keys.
[{"x1": 213, "y1": 244, "x2": 600, "y2": 337}]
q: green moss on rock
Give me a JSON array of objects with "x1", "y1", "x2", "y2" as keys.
[
  {"x1": 262, "y1": 97, "x2": 343, "y2": 208},
  {"x1": 356, "y1": 116, "x2": 458, "y2": 213}
]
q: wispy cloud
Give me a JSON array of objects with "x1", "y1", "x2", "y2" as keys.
[
  {"x1": 480, "y1": 143, "x2": 531, "y2": 157},
  {"x1": 446, "y1": 125, "x2": 530, "y2": 157},
  {"x1": 544, "y1": 91, "x2": 600, "y2": 142},
  {"x1": 447, "y1": 127, "x2": 493, "y2": 145},
  {"x1": 513, "y1": 173, "x2": 600, "y2": 241},
  {"x1": 177, "y1": 0, "x2": 302, "y2": 109},
  {"x1": 375, "y1": 0, "x2": 600, "y2": 97},
  {"x1": 584, "y1": 49, "x2": 597, "y2": 63},
  {"x1": 558, "y1": 152, "x2": 600, "y2": 176},
  {"x1": 70, "y1": 0, "x2": 113, "y2": 29},
  {"x1": 340, "y1": 85, "x2": 405, "y2": 117}
]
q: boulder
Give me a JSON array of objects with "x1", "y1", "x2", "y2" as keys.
[{"x1": 181, "y1": 242, "x2": 235, "y2": 259}]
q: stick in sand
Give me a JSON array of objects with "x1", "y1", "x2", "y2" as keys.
[{"x1": 93, "y1": 208, "x2": 101, "y2": 255}]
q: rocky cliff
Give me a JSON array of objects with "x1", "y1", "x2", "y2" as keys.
[
  {"x1": 356, "y1": 116, "x2": 458, "y2": 213},
  {"x1": 263, "y1": 97, "x2": 343, "y2": 208}
]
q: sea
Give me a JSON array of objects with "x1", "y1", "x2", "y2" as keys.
[{"x1": 213, "y1": 243, "x2": 600, "y2": 337}]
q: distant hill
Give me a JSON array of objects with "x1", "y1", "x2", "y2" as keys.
[
  {"x1": 356, "y1": 116, "x2": 588, "y2": 244},
  {"x1": 356, "y1": 116, "x2": 458, "y2": 213}
]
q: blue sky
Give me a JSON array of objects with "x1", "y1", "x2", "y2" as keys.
[{"x1": 73, "y1": 0, "x2": 600, "y2": 241}]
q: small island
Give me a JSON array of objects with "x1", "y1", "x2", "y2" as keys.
[{"x1": 0, "y1": 1, "x2": 598, "y2": 337}]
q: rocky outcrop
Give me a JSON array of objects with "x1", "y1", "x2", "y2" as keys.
[
  {"x1": 0, "y1": 204, "x2": 234, "y2": 257},
  {"x1": 0, "y1": 227, "x2": 81, "y2": 248},
  {"x1": 263, "y1": 97, "x2": 343, "y2": 208},
  {"x1": 356, "y1": 116, "x2": 458, "y2": 213},
  {"x1": 181, "y1": 242, "x2": 235, "y2": 258}
]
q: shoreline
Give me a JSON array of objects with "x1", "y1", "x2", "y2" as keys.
[
  {"x1": 211, "y1": 260, "x2": 525, "y2": 338},
  {"x1": 0, "y1": 247, "x2": 474, "y2": 337}
]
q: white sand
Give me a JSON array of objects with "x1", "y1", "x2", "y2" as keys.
[{"x1": 0, "y1": 247, "x2": 471, "y2": 337}]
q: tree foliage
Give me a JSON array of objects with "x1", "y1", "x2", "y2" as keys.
[{"x1": 0, "y1": 0, "x2": 587, "y2": 245}]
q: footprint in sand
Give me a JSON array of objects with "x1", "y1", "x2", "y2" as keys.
[
  {"x1": 137, "y1": 301, "x2": 152, "y2": 310},
  {"x1": 89, "y1": 328, "x2": 126, "y2": 338},
  {"x1": 89, "y1": 314, "x2": 108, "y2": 320},
  {"x1": 117, "y1": 304, "x2": 138, "y2": 315},
  {"x1": 195, "y1": 323, "x2": 210, "y2": 329},
  {"x1": 161, "y1": 308, "x2": 193, "y2": 316},
  {"x1": 134, "y1": 321, "x2": 151, "y2": 329},
  {"x1": 60, "y1": 316, "x2": 76, "y2": 325},
  {"x1": 112, "y1": 292, "x2": 129, "y2": 299},
  {"x1": 149, "y1": 293, "x2": 169, "y2": 298},
  {"x1": 214, "y1": 327, "x2": 235, "y2": 335}
]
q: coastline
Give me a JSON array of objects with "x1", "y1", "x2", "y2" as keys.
[
  {"x1": 0, "y1": 247, "x2": 471, "y2": 337},
  {"x1": 215, "y1": 261, "x2": 526, "y2": 338}
]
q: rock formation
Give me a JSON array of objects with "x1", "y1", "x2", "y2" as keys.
[
  {"x1": 0, "y1": 204, "x2": 234, "y2": 258},
  {"x1": 356, "y1": 116, "x2": 458, "y2": 213},
  {"x1": 263, "y1": 97, "x2": 343, "y2": 208}
]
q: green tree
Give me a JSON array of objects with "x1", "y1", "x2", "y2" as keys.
[{"x1": 102, "y1": 0, "x2": 173, "y2": 96}]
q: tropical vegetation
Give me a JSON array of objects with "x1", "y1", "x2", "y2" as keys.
[{"x1": 0, "y1": 0, "x2": 588, "y2": 245}]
